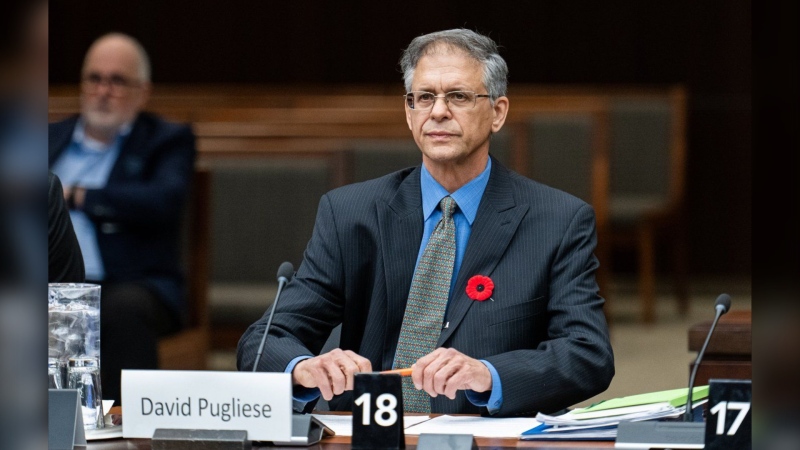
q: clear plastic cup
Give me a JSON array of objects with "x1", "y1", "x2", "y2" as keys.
[
  {"x1": 67, "y1": 357, "x2": 104, "y2": 429},
  {"x1": 48, "y1": 357, "x2": 62, "y2": 389}
]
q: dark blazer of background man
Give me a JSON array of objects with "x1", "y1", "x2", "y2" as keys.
[
  {"x1": 238, "y1": 29, "x2": 614, "y2": 417},
  {"x1": 49, "y1": 33, "x2": 196, "y2": 403}
]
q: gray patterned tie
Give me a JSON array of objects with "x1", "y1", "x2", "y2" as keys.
[{"x1": 393, "y1": 196, "x2": 457, "y2": 413}]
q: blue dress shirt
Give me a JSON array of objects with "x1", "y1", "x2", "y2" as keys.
[
  {"x1": 288, "y1": 158, "x2": 503, "y2": 414},
  {"x1": 51, "y1": 121, "x2": 131, "y2": 280}
]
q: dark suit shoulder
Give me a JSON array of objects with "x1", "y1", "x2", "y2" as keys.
[
  {"x1": 130, "y1": 112, "x2": 195, "y2": 145},
  {"x1": 48, "y1": 116, "x2": 79, "y2": 161},
  {"x1": 48, "y1": 112, "x2": 195, "y2": 162},
  {"x1": 136, "y1": 111, "x2": 193, "y2": 134}
]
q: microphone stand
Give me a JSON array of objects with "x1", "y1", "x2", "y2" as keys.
[
  {"x1": 616, "y1": 294, "x2": 731, "y2": 448},
  {"x1": 250, "y1": 262, "x2": 332, "y2": 446},
  {"x1": 252, "y1": 273, "x2": 290, "y2": 372},
  {"x1": 683, "y1": 304, "x2": 726, "y2": 422}
]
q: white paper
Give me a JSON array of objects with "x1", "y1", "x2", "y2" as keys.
[
  {"x1": 311, "y1": 414, "x2": 431, "y2": 437},
  {"x1": 102, "y1": 400, "x2": 114, "y2": 417},
  {"x1": 403, "y1": 414, "x2": 541, "y2": 438}
]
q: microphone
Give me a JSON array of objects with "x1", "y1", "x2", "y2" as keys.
[
  {"x1": 252, "y1": 261, "x2": 294, "y2": 372},
  {"x1": 250, "y1": 262, "x2": 333, "y2": 446},
  {"x1": 683, "y1": 293, "x2": 731, "y2": 421},
  {"x1": 616, "y1": 293, "x2": 734, "y2": 448}
]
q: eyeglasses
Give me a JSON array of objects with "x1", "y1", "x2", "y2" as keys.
[
  {"x1": 81, "y1": 73, "x2": 143, "y2": 97},
  {"x1": 404, "y1": 90, "x2": 491, "y2": 111}
]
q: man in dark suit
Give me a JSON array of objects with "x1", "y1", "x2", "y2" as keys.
[
  {"x1": 238, "y1": 29, "x2": 613, "y2": 417},
  {"x1": 49, "y1": 172, "x2": 84, "y2": 283},
  {"x1": 49, "y1": 33, "x2": 196, "y2": 403}
]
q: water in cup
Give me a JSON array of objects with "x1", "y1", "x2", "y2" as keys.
[
  {"x1": 48, "y1": 283, "x2": 101, "y2": 371},
  {"x1": 48, "y1": 357, "x2": 62, "y2": 389},
  {"x1": 68, "y1": 357, "x2": 104, "y2": 429}
]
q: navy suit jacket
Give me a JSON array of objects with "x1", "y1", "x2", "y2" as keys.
[
  {"x1": 48, "y1": 112, "x2": 196, "y2": 319},
  {"x1": 237, "y1": 157, "x2": 614, "y2": 416}
]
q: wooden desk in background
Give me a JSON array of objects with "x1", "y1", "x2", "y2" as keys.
[{"x1": 688, "y1": 309, "x2": 752, "y2": 386}]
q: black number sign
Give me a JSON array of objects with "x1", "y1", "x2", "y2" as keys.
[{"x1": 352, "y1": 373, "x2": 405, "y2": 450}]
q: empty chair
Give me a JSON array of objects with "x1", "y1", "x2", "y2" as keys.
[
  {"x1": 158, "y1": 168, "x2": 212, "y2": 370},
  {"x1": 209, "y1": 159, "x2": 330, "y2": 349},
  {"x1": 609, "y1": 89, "x2": 688, "y2": 323}
]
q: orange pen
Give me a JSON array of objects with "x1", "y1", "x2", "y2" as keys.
[{"x1": 380, "y1": 368, "x2": 413, "y2": 377}]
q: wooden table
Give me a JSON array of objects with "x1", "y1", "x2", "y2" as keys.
[
  {"x1": 89, "y1": 410, "x2": 613, "y2": 449},
  {"x1": 688, "y1": 309, "x2": 752, "y2": 385},
  {"x1": 86, "y1": 437, "x2": 613, "y2": 449}
]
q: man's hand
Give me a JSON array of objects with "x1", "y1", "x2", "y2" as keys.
[
  {"x1": 71, "y1": 187, "x2": 87, "y2": 209},
  {"x1": 292, "y1": 349, "x2": 372, "y2": 401},
  {"x1": 412, "y1": 348, "x2": 492, "y2": 400},
  {"x1": 62, "y1": 186, "x2": 87, "y2": 209}
]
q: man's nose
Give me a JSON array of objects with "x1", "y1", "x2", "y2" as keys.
[
  {"x1": 429, "y1": 96, "x2": 451, "y2": 120},
  {"x1": 94, "y1": 80, "x2": 113, "y2": 96}
]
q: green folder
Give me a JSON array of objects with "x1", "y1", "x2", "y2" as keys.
[{"x1": 572, "y1": 386, "x2": 709, "y2": 414}]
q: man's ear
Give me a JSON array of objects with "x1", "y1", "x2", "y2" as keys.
[{"x1": 491, "y1": 96, "x2": 509, "y2": 133}]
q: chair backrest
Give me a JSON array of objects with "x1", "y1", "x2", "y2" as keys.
[
  {"x1": 528, "y1": 113, "x2": 595, "y2": 202},
  {"x1": 608, "y1": 88, "x2": 687, "y2": 217},
  {"x1": 345, "y1": 139, "x2": 421, "y2": 183},
  {"x1": 522, "y1": 106, "x2": 610, "y2": 229},
  {"x1": 209, "y1": 159, "x2": 329, "y2": 283},
  {"x1": 488, "y1": 127, "x2": 515, "y2": 169}
]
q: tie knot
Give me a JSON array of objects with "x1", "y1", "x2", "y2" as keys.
[{"x1": 439, "y1": 196, "x2": 456, "y2": 219}]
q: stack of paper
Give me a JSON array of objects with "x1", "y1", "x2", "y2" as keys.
[
  {"x1": 521, "y1": 386, "x2": 709, "y2": 441},
  {"x1": 311, "y1": 414, "x2": 432, "y2": 436},
  {"x1": 404, "y1": 415, "x2": 542, "y2": 438}
]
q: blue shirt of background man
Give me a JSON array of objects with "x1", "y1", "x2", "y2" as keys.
[
  {"x1": 288, "y1": 158, "x2": 504, "y2": 414},
  {"x1": 50, "y1": 121, "x2": 131, "y2": 280}
]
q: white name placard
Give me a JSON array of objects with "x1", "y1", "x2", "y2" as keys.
[{"x1": 121, "y1": 370, "x2": 292, "y2": 441}]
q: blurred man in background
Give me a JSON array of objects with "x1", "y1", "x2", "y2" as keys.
[{"x1": 49, "y1": 33, "x2": 196, "y2": 403}]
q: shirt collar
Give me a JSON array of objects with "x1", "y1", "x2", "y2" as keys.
[
  {"x1": 420, "y1": 158, "x2": 492, "y2": 225},
  {"x1": 72, "y1": 119, "x2": 133, "y2": 152}
]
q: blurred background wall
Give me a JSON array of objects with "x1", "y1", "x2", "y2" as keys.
[{"x1": 49, "y1": 0, "x2": 751, "y2": 278}]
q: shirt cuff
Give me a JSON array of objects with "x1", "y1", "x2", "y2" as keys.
[
  {"x1": 464, "y1": 360, "x2": 503, "y2": 414},
  {"x1": 286, "y1": 355, "x2": 321, "y2": 403}
]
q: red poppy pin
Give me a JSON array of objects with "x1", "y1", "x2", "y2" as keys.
[{"x1": 466, "y1": 275, "x2": 494, "y2": 302}]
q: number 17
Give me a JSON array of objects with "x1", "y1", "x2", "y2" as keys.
[{"x1": 709, "y1": 401, "x2": 750, "y2": 435}]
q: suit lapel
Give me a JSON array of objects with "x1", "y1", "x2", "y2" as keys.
[
  {"x1": 378, "y1": 167, "x2": 424, "y2": 366},
  {"x1": 48, "y1": 116, "x2": 79, "y2": 164},
  {"x1": 108, "y1": 114, "x2": 147, "y2": 181},
  {"x1": 438, "y1": 160, "x2": 529, "y2": 346}
]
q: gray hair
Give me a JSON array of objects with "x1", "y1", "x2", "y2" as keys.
[
  {"x1": 84, "y1": 32, "x2": 152, "y2": 82},
  {"x1": 400, "y1": 29, "x2": 508, "y2": 101}
]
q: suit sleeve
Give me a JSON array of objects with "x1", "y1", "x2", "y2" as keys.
[
  {"x1": 485, "y1": 204, "x2": 614, "y2": 416},
  {"x1": 237, "y1": 193, "x2": 346, "y2": 373},
  {"x1": 81, "y1": 126, "x2": 196, "y2": 226},
  {"x1": 48, "y1": 172, "x2": 85, "y2": 283}
]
